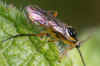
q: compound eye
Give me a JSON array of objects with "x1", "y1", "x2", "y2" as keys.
[{"x1": 68, "y1": 27, "x2": 77, "y2": 39}]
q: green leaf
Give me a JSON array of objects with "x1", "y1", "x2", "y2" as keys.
[{"x1": 0, "y1": 2, "x2": 73, "y2": 66}]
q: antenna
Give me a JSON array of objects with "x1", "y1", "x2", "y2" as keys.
[
  {"x1": 76, "y1": 41, "x2": 86, "y2": 66},
  {"x1": 76, "y1": 47, "x2": 86, "y2": 66}
]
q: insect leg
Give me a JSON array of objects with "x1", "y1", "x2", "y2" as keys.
[
  {"x1": 48, "y1": 39, "x2": 57, "y2": 42},
  {"x1": 59, "y1": 46, "x2": 73, "y2": 61},
  {"x1": 47, "y1": 10, "x2": 58, "y2": 17},
  {"x1": 2, "y1": 33, "x2": 48, "y2": 42}
]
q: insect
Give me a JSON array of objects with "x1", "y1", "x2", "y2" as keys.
[{"x1": 2, "y1": 5, "x2": 86, "y2": 66}]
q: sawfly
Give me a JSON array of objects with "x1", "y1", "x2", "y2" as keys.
[{"x1": 2, "y1": 5, "x2": 86, "y2": 66}]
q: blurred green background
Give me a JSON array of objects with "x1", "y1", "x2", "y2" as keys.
[{"x1": 0, "y1": 0, "x2": 100, "y2": 66}]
